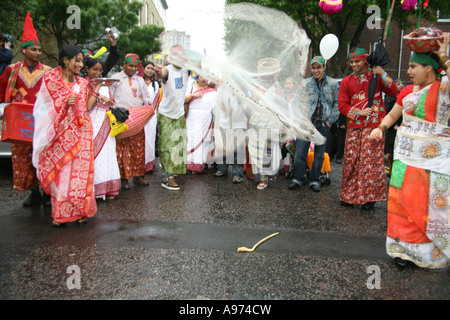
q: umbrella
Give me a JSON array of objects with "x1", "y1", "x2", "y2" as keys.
[
  {"x1": 365, "y1": 28, "x2": 391, "y2": 124},
  {"x1": 110, "y1": 105, "x2": 129, "y2": 123}
]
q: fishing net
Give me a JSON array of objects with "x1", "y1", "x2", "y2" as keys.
[{"x1": 163, "y1": 3, "x2": 325, "y2": 165}]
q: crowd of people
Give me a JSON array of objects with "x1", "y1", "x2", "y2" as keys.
[{"x1": 0, "y1": 13, "x2": 449, "y2": 270}]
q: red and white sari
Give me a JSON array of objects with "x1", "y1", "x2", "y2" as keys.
[
  {"x1": 32, "y1": 67, "x2": 97, "y2": 223},
  {"x1": 89, "y1": 83, "x2": 120, "y2": 199}
]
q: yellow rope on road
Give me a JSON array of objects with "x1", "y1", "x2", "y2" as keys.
[{"x1": 237, "y1": 232, "x2": 279, "y2": 253}]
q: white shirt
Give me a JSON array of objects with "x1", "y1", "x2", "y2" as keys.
[
  {"x1": 219, "y1": 88, "x2": 248, "y2": 129},
  {"x1": 158, "y1": 65, "x2": 189, "y2": 119},
  {"x1": 109, "y1": 70, "x2": 150, "y2": 108}
]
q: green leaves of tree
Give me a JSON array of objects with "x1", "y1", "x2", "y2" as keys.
[{"x1": 2, "y1": 0, "x2": 163, "y2": 66}]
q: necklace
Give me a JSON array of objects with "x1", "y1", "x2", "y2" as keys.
[
  {"x1": 419, "y1": 79, "x2": 436, "y2": 89},
  {"x1": 64, "y1": 71, "x2": 76, "y2": 83}
]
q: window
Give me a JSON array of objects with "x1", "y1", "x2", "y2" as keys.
[{"x1": 437, "y1": 8, "x2": 450, "y2": 22}]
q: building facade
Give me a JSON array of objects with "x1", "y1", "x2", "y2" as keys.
[
  {"x1": 162, "y1": 30, "x2": 191, "y2": 50},
  {"x1": 138, "y1": 0, "x2": 168, "y2": 27}
]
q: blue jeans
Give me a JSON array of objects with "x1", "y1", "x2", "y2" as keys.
[
  {"x1": 216, "y1": 152, "x2": 244, "y2": 178},
  {"x1": 215, "y1": 128, "x2": 245, "y2": 178},
  {"x1": 291, "y1": 122, "x2": 330, "y2": 186}
]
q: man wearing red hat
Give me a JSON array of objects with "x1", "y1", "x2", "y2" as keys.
[
  {"x1": 0, "y1": 13, "x2": 51, "y2": 207},
  {"x1": 110, "y1": 53, "x2": 152, "y2": 190},
  {"x1": 338, "y1": 47, "x2": 397, "y2": 210}
]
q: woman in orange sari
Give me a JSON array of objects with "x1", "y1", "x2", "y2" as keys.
[
  {"x1": 371, "y1": 35, "x2": 450, "y2": 269},
  {"x1": 32, "y1": 45, "x2": 105, "y2": 226}
]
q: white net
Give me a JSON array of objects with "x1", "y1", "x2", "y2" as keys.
[{"x1": 163, "y1": 3, "x2": 326, "y2": 164}]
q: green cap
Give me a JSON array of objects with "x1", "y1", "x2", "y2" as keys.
[{"x1": 310, "y1": 56, "x2": 325, "y2": 66}]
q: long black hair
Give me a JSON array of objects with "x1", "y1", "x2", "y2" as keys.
[
  {"x1": 84, "y1": 57, "x2": 103, "y2": 70},
  {"x1": 143, "y1": 61, "x2": 159, "y2": 91},
  {"x1": 59, "y1": 45, "x2": 82, "y2": 69}
]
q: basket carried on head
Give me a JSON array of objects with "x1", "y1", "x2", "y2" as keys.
[{"x1": 403, "y1": 27, "x2": 444, "y2": 53}]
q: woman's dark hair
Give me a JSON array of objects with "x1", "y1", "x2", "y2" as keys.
[
  {"x1": 425, "y1": 51, "x2": 440, "y2": 62},
  {"x1": 59, "y1": 45, "x2": 82, "y2": 68},
  {"x1": 84, "y1": 57, "x2": 103, "y2": 70},
  {"x1": 142, "y1": 61, "x2": 158, "y2": 91},
  {"x1": 143, "y1": 61, "x2": 154, "y2": 69}
]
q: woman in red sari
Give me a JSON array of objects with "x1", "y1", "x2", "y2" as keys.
[{"x1": 32, "y1": 45, "x2": 104, "y2": 226}]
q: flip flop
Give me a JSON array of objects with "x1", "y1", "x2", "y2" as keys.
[{"x1": 257, "y1": 181, "x2": 268, "y2": 190}]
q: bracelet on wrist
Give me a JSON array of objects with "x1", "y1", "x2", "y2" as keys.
[
  {"x1": 441, "y1": 58, "x2": 450, "y2": 71},
  {"x1": 438, "y1": 55, "x2": 450, "y2": 67},
  {"x1": 377, "y1": 125, "x2": 388, "y2": 134},
  {"x1": 90, "y1": 91, "x2": 100, "y2": 98}
]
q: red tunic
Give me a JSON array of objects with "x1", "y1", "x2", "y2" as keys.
[
  {"x1": 0, "y1": 61, "x2": 50, "y2": 191},
  {"x1": 338, "y1": 69, "x2": 397, "y2": 129},
  {"x1": 338, "y1": 69, "x2": 397, "y2": 205}
]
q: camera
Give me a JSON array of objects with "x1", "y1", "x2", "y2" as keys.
[
  {"x1": 0, "y1": 34, "x2": 14, "y2": 48},
  {"x1": 105, "y1": 28, "x2": 119, "y2": 41}
]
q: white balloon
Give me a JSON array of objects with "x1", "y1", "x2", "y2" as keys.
[{"x1": 319, "y1": 34, "x2": 339, "y2": 60}]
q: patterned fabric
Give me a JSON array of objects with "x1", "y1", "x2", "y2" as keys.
[
  {"x1": 386, "y1": 78, "x2": 450, "y2": 269},
  {"x1": 247, "y1": 114, "x2": 282, "y2": 183},
  {"x1": 0, "y1": 60, "x2": 50, "y2": 191},
  {"x1": 0, "y1": 61, "x2": 49, "y2": 104},
  {"x1": 109, "y1": 70, "x2": 151, "y2": 179},
  {"x1": 116, "y1": 129, "x2": 146, "y2": 179},
  {"x1": 144, "y1": 81, "x2": 161, "y2": 172},
  {"x1": 88, "y1": 84, "x2": 120, "y2": 198},
  {"x1": 157, "y1": 113, "x2": 186, "y2": 175},
  {"x1": 32, "y1": 67, "x2": 96, "y2": 223},
  {"x1": 4, "y1": 63, "x2": 21, "y2": 103},
  {"x1": 11, "y1": 144, "x2": 37, "y2": 191},
  {"x1": 338, "y1": 69, "x2": 397, "y2": 129},
  {"x1": 339, "y1": 127, "x2": 387, "y2": 205},
  {"x1": 247, "y1": 85, "x2": 282, "y2": 183}
]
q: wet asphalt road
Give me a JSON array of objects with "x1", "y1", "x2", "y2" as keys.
[{"x1": 0, "y1": 157, "x2": 449, "y2": 301}]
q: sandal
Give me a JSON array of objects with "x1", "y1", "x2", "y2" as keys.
[
  {"x1": 52, "y1": 220, "x2": 65, "y2": 227},
  {"x1": 106, "y1": 195, "x2": 116, "y2": 200},
  {"x1": 257, "y1": 181, "x2": 268, "y2": 190},
  {"x1": 77, "y1": 217, "x2": 88, "y2": 224}
]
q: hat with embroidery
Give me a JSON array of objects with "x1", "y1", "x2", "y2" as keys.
[{"x1": 21, "y1": 12, "x2": 41, "y2": 48}]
